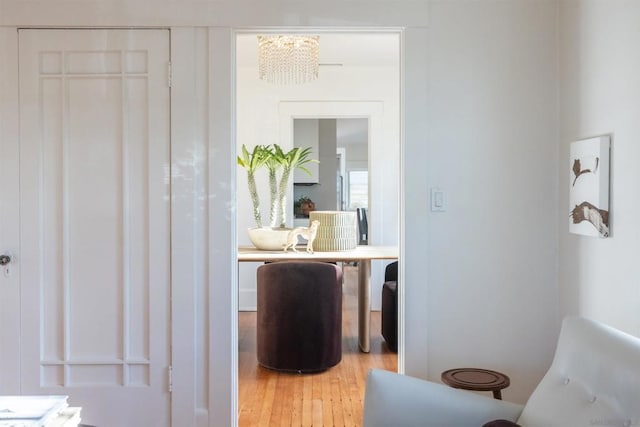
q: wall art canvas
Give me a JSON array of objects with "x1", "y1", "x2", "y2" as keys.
[{"x1": 569, "y1": 135, "x2": 610, "y2": 238}]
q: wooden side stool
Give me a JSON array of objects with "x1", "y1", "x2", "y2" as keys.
[{"x1": 441, "y1": 368, "x2": 510, "y2": 400}]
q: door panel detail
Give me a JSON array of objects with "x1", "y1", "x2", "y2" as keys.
[{"x1": 19, "y1": 29, "x2": 171, "y2": 426}]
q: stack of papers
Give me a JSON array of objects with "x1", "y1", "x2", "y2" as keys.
[{"x1": 0, "y1": 396, "x2": 69, "y2": 427}]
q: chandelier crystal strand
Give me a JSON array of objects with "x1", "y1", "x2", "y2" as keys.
[{"x1": 258, "y1": 35, "x2": 320, "y2": 84}]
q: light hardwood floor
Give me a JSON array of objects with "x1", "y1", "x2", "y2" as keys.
[{"x1": 238, "y1": 265, "x2": 397, "y2": 427}]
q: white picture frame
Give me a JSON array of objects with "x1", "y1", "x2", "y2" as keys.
[{"x1": 569, "y1": 135, "x2": 611, "y2": 238}]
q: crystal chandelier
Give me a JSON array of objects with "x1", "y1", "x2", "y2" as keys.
[{"x1": 257, "y1": 35, "x2": 320, "y2": 84}]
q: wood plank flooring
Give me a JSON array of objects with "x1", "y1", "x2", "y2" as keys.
[{"x1": 238, "y1": 265, "x2": 397, "y2": 427}]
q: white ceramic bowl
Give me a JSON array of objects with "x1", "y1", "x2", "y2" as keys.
[{"x1": 247, "y1": 227, "x2": 292, "y2": 251}]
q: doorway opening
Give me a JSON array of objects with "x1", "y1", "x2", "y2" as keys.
[
  {"x1": 292, "y1": 118, "x2": 368, "y2": 218},
  {"x1": 235, "y1": 30, "x2": 401, "y2": 425}
]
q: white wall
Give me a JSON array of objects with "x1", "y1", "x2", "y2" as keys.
[
  {"x1": 293, "y1": 118, "x2": 320, "y2": 184},
  {"x1": 236, "y1": 59, "x2": 400, "y2": 310},
  {"x1": 422, "y1": 0, "x2": 560, "y2": 403},
  {"x1": 0, "y1": 0, "x2": 571, "y2": 423},
  {"x1": 558, "y1": 0, "x2": 640, "y2": 336}
]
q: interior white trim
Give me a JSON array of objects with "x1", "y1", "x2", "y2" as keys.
[
  {"x1": 278, "y1": 100, "x2": 385, "y2": 246},
  {"x1": 209, "y1": 27, "x2": 238, "y2": 427},
  {"x1": 0, "y1": 27, "x2": 21, "y2": 395},
  {"x1": 231, "y1": 27, "x2": 405, "y2": 427},
  {"x1": 398, "y1": 27, "x2": 428, "y2": 381}
]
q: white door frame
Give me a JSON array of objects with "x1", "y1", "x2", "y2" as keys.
[
  {"x1": 0, "y1": 28, "x2": 21, "y2": 394},
  {"x1": 231, "y1": 27, "x2": 406, "y2": 425},
  {"x1": 278, "y1": 100, "x2": 385, "y2": 246}
]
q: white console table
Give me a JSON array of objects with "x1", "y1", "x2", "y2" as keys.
[{"x1": 238, "y1": 245, "x2": 398, "y2": 352}]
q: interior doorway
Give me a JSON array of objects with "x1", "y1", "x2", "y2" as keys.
[
  {"x1": 291, "y1": 118, "x2": 368, "y2": 222},
  {"x1": 235, "y1": 32, "x2": 400, "y2": 312},
  {"x1": 234, "y1": 30, "x2": 401, "y2": 424}
]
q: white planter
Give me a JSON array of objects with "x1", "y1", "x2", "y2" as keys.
[{"x1": 247, "y1": 227, "x2": 292, "y2": 251}]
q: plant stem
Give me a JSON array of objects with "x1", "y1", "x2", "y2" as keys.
[
  {"x1": 247, "y1": 172, "x2": 262, "y2": 228},
  {"x1": 268, "y1": 168, "x2": 278, "y2": 228},
  {"x1": 277, "y1": 166, "x2": 292, "y2": 228}
]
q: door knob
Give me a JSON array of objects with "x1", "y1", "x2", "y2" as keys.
[{"x1": 0, "y1": 254, "x2": 11, "y2": 266}]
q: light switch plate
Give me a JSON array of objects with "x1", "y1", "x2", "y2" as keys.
[{"x1": 431, "y1": 187, "x2": 446, "y2": 212}]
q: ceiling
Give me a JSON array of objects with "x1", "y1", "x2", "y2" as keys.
[{"x1": 235, "y1": 32, "x2": 400, "y2": 67}]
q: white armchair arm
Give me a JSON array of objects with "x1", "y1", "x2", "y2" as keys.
[{"x1": 363, "y1": 369, "x2": 524, "y2": 427}]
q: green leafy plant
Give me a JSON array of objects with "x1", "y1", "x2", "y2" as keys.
[
  {"x1": 295, "y1": 196, "x2": 313, "y2": 208},
  {"x1": 238, "y1": 144, "x2": 317, "y2": 229},
  {"x1": 274, "y1": 145, "x2": 316, "y2": 228},
  {"x1": 295, "y1": 196, "x2": 316, "y2": 217},
  {"x1": 263, "y1": 146, "x2": 281, "y2": 228},
  {"x1": 237, "y1": 144, "x2": 270, "y2": 228}
]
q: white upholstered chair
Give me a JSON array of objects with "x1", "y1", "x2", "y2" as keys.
[{"x1": 363, "y1": 316, "x2": 640, "y2": 427}]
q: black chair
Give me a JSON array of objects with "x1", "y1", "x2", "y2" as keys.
[
  {"x1": 381, "y1": 261, "x2": 398, "y2": 352},
  {"x1": 257, "y1": 261, "x2": 343, "y2": 372},
  {"x1": 357, "y1": 207, "x2": 368, "y2": 245}
]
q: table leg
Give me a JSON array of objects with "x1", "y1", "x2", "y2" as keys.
[{"x1": 358, "y1": 259, "x2": 371, "y2": 353}]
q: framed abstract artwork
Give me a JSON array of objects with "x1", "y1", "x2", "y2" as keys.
[{"x1": 569, "y1": 135, "x2": 611, "y2": 238}]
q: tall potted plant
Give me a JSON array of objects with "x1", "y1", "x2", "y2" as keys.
[
  {"x1": 273, "y1": 144, "x2": 316, "y2": 228},
  {"x1": 238, "y1": 143, "x2": 317, "y2": 250},
  {"x1": 237, "y1": 144, "x2": 270, "y2": 228}
]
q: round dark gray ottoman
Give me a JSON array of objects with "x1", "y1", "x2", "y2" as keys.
[
  {"x1": 381, "y1": 261, "x2": 398, "y2": 352},
  {"x1": 257, "y1": 261, "x2": 343, "y2": 373}
]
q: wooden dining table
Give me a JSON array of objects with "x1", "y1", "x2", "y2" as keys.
[{"x1": 237, "y1": 245, "x2": 399, "y2": 353}]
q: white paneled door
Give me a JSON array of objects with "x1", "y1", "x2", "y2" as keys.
[{"x1": 18, "y1": 29, "x2": 171, "y2": 426}]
